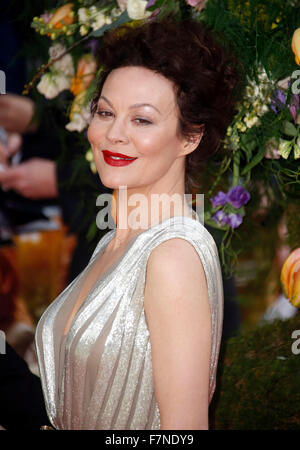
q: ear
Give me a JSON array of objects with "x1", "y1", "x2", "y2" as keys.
[{"x1": 180, "y1": 125, "x2": 205, "y2": 157}]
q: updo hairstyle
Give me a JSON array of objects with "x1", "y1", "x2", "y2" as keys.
[{"x1": 91, "y1": 18, "x2": 242, "y2": 193}]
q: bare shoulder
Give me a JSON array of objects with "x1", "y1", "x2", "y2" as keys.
[
  {"x1": 145, "y1": 237, "x2": 207, "y2": 294},
  {"x1": 144, "y1": 237, "x2": 210, "y2": 319},
  {"x1": 143, "y1": 237, "x2": 212, "y2": 429},
  {"x1": 148, "y1": 236, "x2": 201, "y2": 261}
]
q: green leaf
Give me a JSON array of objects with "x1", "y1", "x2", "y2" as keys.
[
  {"x1": 278, "y1": 139, "x2": 292, "y2": 159},
  {"x1": 294, "y1": 144, "x2": 300, "y2": 160},
  {"x1": 241, "y1": 145, "x2": 266, "y2": 175},
  {"x1": 240, "y1": 134, "x2": 257, "y2": 158},
  {"x1": 282, "y1": 120, "x2": 297, "y2": 137},
  {"x1": 90, "y1": 10, "x2": 130, "y2": 38}
]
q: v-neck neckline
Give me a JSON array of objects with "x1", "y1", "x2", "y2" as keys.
[{"x1": 62, "y1": 210, "x2": 200, "y2": 338}]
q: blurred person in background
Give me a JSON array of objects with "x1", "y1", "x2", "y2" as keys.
[{"x1": 0, "y1": 0, "x2": 110, "y2": 374}]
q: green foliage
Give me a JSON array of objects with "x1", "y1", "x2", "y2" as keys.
[
  {"x1": 15, "y1": 0, "x2": 300, "y2": 274},
  {"x1": 210, "y1": 313, "x2": 300, "y2": 429},
  {"x1": 202, "y1": 0, "x2": 299, "y2": 80},
  {"x1": 196, "y1": 0, "x2": 300, "y2": 273},
  {"x1": 286, "y1": 203, "x2": 300, "y2": 250}
]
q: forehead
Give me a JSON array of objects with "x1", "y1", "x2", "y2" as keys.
[{"x1": 101, "y1": 66, "x2": 177, "y2": 109}]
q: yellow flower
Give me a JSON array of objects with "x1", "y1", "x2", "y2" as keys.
[
  {"x1": 69, "y1": 89, "x2": 87, "y2": 120},
  {"x1": 291, "y1": 28, "x2": 300, "y2": 66},
  {"x1": 85, "y1": 148, "x2": 93, "y2": 162},
  {"x1": 66, "y1": 90, "x2": 91, "y2": 132},
  {"x1": 48, "y1": 3, "x2": 75, "y2": 30},
  {"x1": 70, "y1": 54, "x2": 97, "y2": 96},
  {"x1": 281, "y1": 248, "x2": 300, "y2": 307},
  {"x1": 90, "y1": 161, "x2": 97, "y2": 174}
]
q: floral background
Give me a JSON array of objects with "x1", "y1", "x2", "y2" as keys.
[
  {"x1": 5, "y1": 0, "x2": 300, "y2": 320},
  {"x1": 1, "y1": 1, "x2": 300, "y2": 430}
]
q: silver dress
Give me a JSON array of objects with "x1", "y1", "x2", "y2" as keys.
[{"x1": 35, "y1": 213, "x2": 224, "y2": 430}]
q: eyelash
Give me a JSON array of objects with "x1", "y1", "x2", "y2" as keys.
[{"x1": 96, "y1": 110, "x2": 152, "y2": 126}]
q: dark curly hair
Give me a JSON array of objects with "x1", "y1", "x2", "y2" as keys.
[{"x1": 91, "y1": 18, "x2": 243, "y2": 193}]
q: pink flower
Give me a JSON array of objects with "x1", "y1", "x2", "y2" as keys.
[
  {"x1": 185, "y1": 0, "x2": 208, "y2": 10},
  {"x1": 40, "y1": 12, "x2": 53, "y2": 24},
  {"x1": 117, "y1": 0, "x2": 127, "y2": 10}
]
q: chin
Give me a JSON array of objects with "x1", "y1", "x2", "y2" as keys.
[
  {"x1": 95, "y1": 164, "x2": 145, "y2": 190},
  {"x1": 97, "y1": 172, "x2": 130, "y2": 190},
  {"x1": 98, "y1": 176, "x2": 118, "y2": 189}
]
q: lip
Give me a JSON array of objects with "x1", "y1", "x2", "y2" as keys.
[{"x1": 102, "y1": 150, "x2": 138, "y2": 167}]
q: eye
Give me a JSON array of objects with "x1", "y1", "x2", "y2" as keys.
[
  {"x1": 134, "y1": 118, "x2": 152, "y2": 125},
  {"x1": 96, "y1": 110, "x2": 113, "y2": 118}
]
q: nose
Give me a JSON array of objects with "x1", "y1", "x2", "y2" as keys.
[{"x1": 106, "y1": 116, "x2": 129, "y2": 144}]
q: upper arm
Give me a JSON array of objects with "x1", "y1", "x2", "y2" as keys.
[{"x1": 144, "y1": 238, "x2": 212, "y2": 430}]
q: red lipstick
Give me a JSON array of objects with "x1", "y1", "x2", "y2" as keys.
[{"x1": 102, "y1": 150, "x2": 137, "y2": 167}]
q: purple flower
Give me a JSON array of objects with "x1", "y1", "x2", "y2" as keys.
[
  {"x1": 212, "y1": 210, "x2": 228, "y2": 226},
  {"x1": 84, "y1": 39, "x2": 98, "y2": 56},
  {"x1": 40, "y1": 12, "x2": 53, "y2": 24},
  {"x1": 227, "y1": 186, "x2": 250, "y2": 209},
  {"x1": 210, "y1": 191, "x2": 227, "y2": 208},
  {"x1": 227, "y1": 213, "x2": 243, "y2": 229},
  {"x1": 149, "y1": 8, "x2": 161, "y2": 19},
  {"x1": 270, "y1": 88, "x2": 287, "y2": 114},
  {"x1": 289, "y1": 94, "x2": 299, "y2": 124},
  {"x1": 146, "y1": 0, "x2": 156, "y2": 7}
]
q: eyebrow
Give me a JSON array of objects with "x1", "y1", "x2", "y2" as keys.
[{"x1": 99, "y1": 95, "x2": 162, "y2": 114}]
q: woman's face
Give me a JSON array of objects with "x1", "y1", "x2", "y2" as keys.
[{"x1": 88, "y1": 66, "x2": 193, "y2": 191}]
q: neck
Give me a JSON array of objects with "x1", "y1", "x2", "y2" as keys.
[{"x1": 110, "y1": 178, "x2": 193, "y2": 249}]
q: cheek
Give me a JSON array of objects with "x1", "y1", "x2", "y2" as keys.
[
  {"x1": 135, "y1": 129, "x2": 172, "y2": 158},
  {"x1": 87, "y1": 120, "x2": 102, "y2": 146},
  {"x1": 87, "y1": 121, "x2": 107, "y2": 165}
]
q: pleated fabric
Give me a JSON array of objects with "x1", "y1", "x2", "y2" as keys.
[{"x1": 35, "y1": 213, "x2": 223, "y2": 430}]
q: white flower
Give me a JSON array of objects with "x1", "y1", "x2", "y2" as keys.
[
  {"x1": 78, "y1": 7, "x2": 89, "y2": 24},
  {"x1": 53, "y1": 54, "x2": 74, "y2": 76},
  {"x1": 111, "y1": 7, "x2": 122, "y2": 17},
  {"x1": 49, "y1": 43, "x2": 65, "y2": 60},
  {"x1": 84, "y1": 5, "x2": 115, "y2": 31},
  {"x1": 79, "y1": 24, "x2": 89, "y2": 36},
  {"x1": 49, "y1": 44, "x2": 74, "y2": 76},
  {"x1": 126, "y1": 0, "x2": 151, "y2": 20},
  {"x1": 65, "y1": 112, "x2": 89, "y2": 132},
  {"x1": 104, "y1": 15, "x2": 113, "y2": 25},
  {"x1": 277, "y1": 76, "x2": 290, "y2": 90},
  {"x1": 66, "y1": 100, "x2": 91, "y2": 132},
  {"x1": 91, "y1": 12, "x2": 106, "y2": 30},
  {"x1": 81, "y1": 105, "x2": 92, "y2": 123},
  {"x1": 117, "y1": 0, "x2": 127, "y2": 11},
  {"x1": 244, "y1": 115, "x2": 259, "y2": 128},
  {"x1": 259, "y1": 104, "x2": 269, "y2": 115},
  {"x1": 89, "y1": 6, "x2": 98, "y2": 15},
  {"x1": 37, "y1": 72, "x2": 70, "y2": 99}
]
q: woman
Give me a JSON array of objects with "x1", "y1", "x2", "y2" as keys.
[{"x1": 35, "y1": 18, "x2": 240, "y2": 430}]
